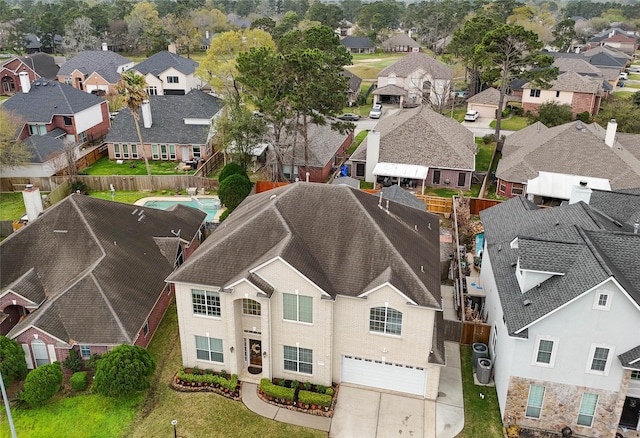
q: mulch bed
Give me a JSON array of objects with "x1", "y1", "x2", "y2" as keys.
[
  {"x1": 257, "y1": 383, "x2": 339, "y2": 418},
  {"x1": 518, "y1": 428, "x2": 563, "y2": 438},
  {"x1": 170, "y1": 373, "x2": 242, "y2": 401}
]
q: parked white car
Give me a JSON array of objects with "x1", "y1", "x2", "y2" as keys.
[
  {"x1": 620, "y1": 72, "x2": 629, "y2": 80},
  {"x1": 464, "y1": 110, "x2": 480, "y2": 122},
  {"x1": 369, "y1": 104, "x2": 382, "y2": 119}
]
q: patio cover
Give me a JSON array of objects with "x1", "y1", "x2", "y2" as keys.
[
  {"x1": 373, "y1": 162, "x2": 429, "y2": 180},
  {"x1": 526, "y1": 171, "x2": 610, "y2": 200},
  {"x1": 372, "y1": 84, "x2": 408, "y2": 96}
]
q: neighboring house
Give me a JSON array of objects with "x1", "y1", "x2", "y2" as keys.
[
  {"x1": 348, "y1": 106, "x2": 476, "y2": 191},
  {"x1": 1, "y1": 53, "x2": 59, "y2": 95},
  {"x1": 587, "y1": 28, "x2": 639, "y2": 55},
  {"x1": 268, "y1": 117, "x2": 353, "y2": 183},
  {"x1": 0, "y1": 193, "x2": 206, "y2": 367},
  {"x1": 132, "y1": 49, "x2": 203, "y2": 96},
  {"x1": 552, "y1": 48, "x2": 629, "y2": 87},
  {"x1": 105, "y1": 90, "x2": 223, "y2": 163},
  {"x1": 373, "y1": 52, "x2": 452, "y2": 107},
  {"x1": 166, "y1": 182, "x2": 445, "y2": 399},
  {"x1": 227, "y1": 13, "x2": 251, "y2": 29},
  {"x1": 382, "y1": 33, "x2": 420, "y2": 53},
  {"x1": 24, "y1": 33, "x2": 62, "y2": 54},
  {"x1": 466, "y1": 88, "x2": 506, "y2": 119},
  {"x1": 340, "y1": 36, "x2": 375, "y2": 54},
  {"x1": 478, "y1": 190, "x2": 640, "y2": 436},
  {"x1": 342, "y1": 68, "x2": 362, "y2": 106},
  {"x1": 2, "y1": 77, "x2": 110, "y2": 178},
  {"x1": 495, "y1": 119, "x2": 640, "y2": 202},
  {"x1": 521, "y1": 71, "x2": 606, "y2": 117},
  {"x1": 57, "y1": 49, "x2": 133, "y2": 94}
]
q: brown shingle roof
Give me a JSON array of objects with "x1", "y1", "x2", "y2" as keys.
[
  {"x1": 167, "y1": 183, "x2": 442, "y2": 308},
  {"x1": 497, "y1": 121, "x2": 640, "y2": 189},
  {"x1": 379, "y1": 52, "x2": 452, "y2": 79},
  {"x1": 382, "y1": 34, "x2": 420, "y2": 49},
  {"x1": 523, "y1": 71, "x2": 602, "y2": 94},
  {"x1": 2, "y1": 195, "x2": 206, "y2": 344},
  {"x1": 468, "y1": 87, "x2": 500, "y2": 105}
]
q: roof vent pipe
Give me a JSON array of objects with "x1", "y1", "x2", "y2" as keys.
[{"x1": 634, "y1": 223, "x2": 639, "y2": 234}]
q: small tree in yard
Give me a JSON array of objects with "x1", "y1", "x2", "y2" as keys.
[
  {"x1": 21, "y1": 362, "x2": 63, "y2": 408},
  {"x1": 92, "y1": 345, "x2": 156, "y2": 397},
  {"x1": 218, "y1": 174, "x2": 252, "y2": 211},
  {"x1": 0, "y1": 336, "x2": 28, "y2": 387},
  {"x1": 218, "y1": 162, "x2": 248, "y2": 184},
  {"x1": 532, "y1": 102, "x2": 573, "y2": 127}
]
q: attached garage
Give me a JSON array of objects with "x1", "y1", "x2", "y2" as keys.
[
  {"x1": 467, "y1": 87, "x2": 504, "y2": 120},
  {"x1": 341, "y1": 355, "x2": 427, "y2": 397}
]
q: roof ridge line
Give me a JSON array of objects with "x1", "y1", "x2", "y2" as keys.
[{"x1": 88, "y1": 272, "x2": 132, "y2": 343}]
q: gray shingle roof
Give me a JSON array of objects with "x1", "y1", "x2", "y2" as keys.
[
  {"x1": 340, "y1": 36, "x2": 374, "y2": 49},
  {"x1": 468, "y1": 87, "x2": 500, "y2": 105},
  {"x1": 167, "y1": 183, "x2": 442, "y2": 308},
  {"x1": 372, "y1": 84, "x2": 408, "y2": 96},
  {"x1": 342, "y1": 68, "x2": 362, "y2": 93},
  {"x1": 2, "y1": 194, "x2": 206, "y2": 345},
  {"x1": 382, "y1": 34, "x2": 420, "y2": 49},
  {"x1": 106, "y1": 90, "x2": 223, "y2": 145},
  {"x1": 17, "y1": 53, "x2": 59, "y2": 79},
  {"x1": 281, "y1": 118, "x2": 350, "y2": 168},
  {"x1": 363, "y1": 106, "x2": 476, "y2": 170},
  {"x1": 57, "y1": 50, "x2": 132, "y2": 84},
  {"x1": 379, "y1": 52, "x2": 452, "y2": 80},
  {"x1": 618, "y1": 345, "x2": 640, "y2": 370},
  {"x1": 589, "y1": 188, "x2": 640, "y2": 228},
  {"x1": 381, "y1": 184, "x2": 426, "y2": 210},
  {"x1": 553, "y1": 57, "x2": 603, "y2": 76},
  {"x1": 523, "y1": 71, "x2": 602, "y2": 94},
  {"x1": 3, "y1": 79, "x2": 105, "y2": 124},
  {"x1": 23, "y1": 135, "x2": 65, "y2": 164},
  {"x1": 496, "y1": 121, "x2": 640, "y2": 190},
  {"x1": 3, "y1": 269, "x2": 46, "y2": 305},
  {"x1": 133, "y1": 50, "x2": 198, "y2": 76}
]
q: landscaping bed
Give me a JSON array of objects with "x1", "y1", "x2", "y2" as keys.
[
  {"x1": 257, "y1": 378, "x2": 338, "y2": 417},
  {"x1": 172, "y1": 367, "x2": 241, "y2": 401}
]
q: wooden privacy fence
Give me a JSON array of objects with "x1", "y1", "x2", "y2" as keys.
[
  {"x1": 50, "y1": 175, "x2": 219, "y2": 192},
  {"x1": 415, "y1": 195, "x2": 453, "y2": 214},
  {"x1": 460, "y1": 322, "x2": 491, "y2": 345}
]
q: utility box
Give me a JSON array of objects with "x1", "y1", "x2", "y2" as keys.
[
  {"x1": 477, "y1": 358, "x2": 493, "y2": 384},
  {"x1": 472, "y1": 343, "x2": 489, "y2": 370}
]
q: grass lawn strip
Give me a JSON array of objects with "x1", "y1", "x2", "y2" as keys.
[
  {"x1": 81, "y1": 156, "x2": 196, "y2": 176},
  {"x1": 455, "y1": 345, "x2": 503, "y2": 438},
  {"x1": 0, "y1": 192, "x2": 29, "y2": 221}
]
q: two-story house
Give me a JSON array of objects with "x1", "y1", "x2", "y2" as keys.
[
  {"x1": 373, "y1": 52, "x2": 452, "y2": 108},
  {"x1": 1, "y1": 193, "x2": 206, "y2": 368},
  {"x1": 167, "y1": 183, "x2": 445, "y2": 398},
  {"x1": 57, "y1": 47, "x2": 133, "y2": 94},
  {"x1": 105, "y1": 90, "x2": 223, "y2": 163},
  {"x1": 2, "y1": 76, "x2": 110, "y2": 179},
  {"x1": 1, "y1": 53, "x2": 59, "y2": 95},
  {"x1": 132, "y1": 49, "x2": 204, "y2": 96},
  {"x1": 478, "y1": 190, "x2": 640, "y2": 436}
]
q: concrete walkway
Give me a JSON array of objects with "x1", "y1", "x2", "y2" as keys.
[
  {"x1": 241, "y1": 382, "x2": 332, "y2": 432},
  {"x1": 436, "y1": 342, "x2": 465, "y2": 438}
]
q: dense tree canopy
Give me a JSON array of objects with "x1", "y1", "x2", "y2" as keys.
[
  {"x1": 0, "y1": 108, "x2": 32, "y2": 168},
  {"x1": 532, "y1": 102, "x2": 573, "y2": 127}
]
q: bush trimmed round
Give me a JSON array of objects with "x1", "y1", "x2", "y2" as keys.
[
  {"x1": 219, "y1": 162, "x2": 248, "y2": 184},
  {"x1": 92, "y1": 345, "x2": 156, "y2": 397},
  {"x1": 218, "y1": 174, "x2": 252, "y2": 210},
  {"x1": 21, "y1": 362, "x2": 63, "y2": 408}
]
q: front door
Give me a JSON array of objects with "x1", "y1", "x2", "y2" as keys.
[
  {"x1": 182, "y1": 146, "x2": 189, "y2": 161},
  {"x1": 249, "y1": 339, "x2": 262, "y2": 368},
  {"x1": 620, "y1": 397, "x2": 640, "y2": 429}
]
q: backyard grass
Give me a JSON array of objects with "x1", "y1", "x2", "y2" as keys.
[
  {"x1": 89, "y1": 190, "x2": 157, "y2": 204},
  {"x1": 455, "y1": 345, "x2": 503, "y2": 438},
  {"x1": 475, "y1": 140, "x2": 495, "y2": 172},
  {"x1": 424, "y1": 184, "x2": 480, "y2": 198},
  {"x1": 0, "y1": 192, "x2": 29, "y2": 221},
  {"x1": 489, "y1": 115, "x2": 530, "y2": 131},
  {"x1": 81, "y1": 156, "x2": 196, "y2": 176},
  {"x1": 347, "y1": 130, "x2": 368, "y2": 155}
]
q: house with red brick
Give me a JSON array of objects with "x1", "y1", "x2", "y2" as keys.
[
  {"x1": 0, "y1": 193, "x2": 206, "y2": 367},
  {"x1": 382, "y1": 33, "x2": 421, "y2": 53},
  {"x1": 57, "y1": 48, "x2": 133, "y2": 95},
  {"x1": 521, "y1": 71, "x2": 606, "y2": 117},
  {"x1": 1, "y1": 53, "x2": 59, "y2": 95},
  {"x1": 2, "y1": 76, "x2": 111, "y2": 179}
]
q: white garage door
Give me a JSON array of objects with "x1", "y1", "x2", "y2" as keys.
[
  {"x1": 341, "y1": 355, "x2": 426, "y2": 396},
  {"x1": 470, "y1": 104, "x2": 496, "y2": 119}
]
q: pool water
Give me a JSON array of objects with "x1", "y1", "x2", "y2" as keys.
[{"x1": 143, "y1": 198, "x2": 221, "y2": 222}]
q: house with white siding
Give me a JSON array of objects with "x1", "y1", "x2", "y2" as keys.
[
  {"x1": 478, "y1": 189, "x2": 640, "y2": 436},
  {"x1": 167, "y1": 183, "x2": 446, "y2": 398}
]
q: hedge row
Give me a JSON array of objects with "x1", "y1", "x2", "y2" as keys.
[
  {"x1": 298, "y1": 389, "x2": 332, "y2": 408},
  {"x1": 70, "y1": 371, "x2": 89, "y2": 391},
  {"x1": 177, "y1": 368, "x2": 238, "y2": 392},
  {"x1": 259, "y1": 378, "x2": 295, "y2": 401}
]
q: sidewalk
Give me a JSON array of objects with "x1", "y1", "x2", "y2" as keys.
[{"x1": 241, "y1": 382, "x2": 332, "y2": 432}]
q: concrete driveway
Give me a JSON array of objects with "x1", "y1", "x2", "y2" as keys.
[{"x1": 330, "y1": 385, "x2": 430, "y2": 438}]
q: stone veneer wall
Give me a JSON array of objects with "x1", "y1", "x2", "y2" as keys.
[{"x1": 503, "y1": 374, "x2": 630, "y2": 437}]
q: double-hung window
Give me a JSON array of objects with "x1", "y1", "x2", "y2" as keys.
[
  {"x1": 282, "y1": 293, "x2": 312, "y2": 323},
  {"x1": 586, "y1": 344, "x2": 614, "y2": 375},
  {"x1": 195, "y1": 336, "x2": 223, "y2": 363},
  {"x1": 369, "y1": 306, "x2": 402, "y2": 335},
  {"x1": 577, "y1": 393, "x2": 598, "y2": 427},
  {"x1": 593, "y1": 291, "x2": 611, "y2": 311},
  {"x1": 530, "y1": 89, "x2": 541, "y2": 97},
  {"x1": 80, "y1": 345, "x2": 91, "y2": 359},
  {"x1": 525, "y1": 385, "x2": 545, "y2": 419},
  {"x1": 152, "y1": 144, "x2": 159, "y2": 160},
  {"x1": 192, "y1": 289, "x2": 221, "y2": 317},
  {"x1": 533, "y1": 336, "x2": 557, "y2": 367},
  {"x1": 167, "y1": 76, "x2": 179, "y2": 84},
  {"x1": 242, "y1": 299, "x2": 261, "y2": 316},
  {"x1": 114, "y1": 144, "x2": 121, "y2": 158},
  {"x1": 283, "y1": 346, "x2": 312, "y2": 374}
]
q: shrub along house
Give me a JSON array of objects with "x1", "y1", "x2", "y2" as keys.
[
  {"x1": 0, "y1": 194, "x2": 206, "y2": 368},
  {"x1": 167, "y1": 183, "x2": 446, "y2": 399}
]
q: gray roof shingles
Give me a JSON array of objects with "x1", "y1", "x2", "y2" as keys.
[
  {"x1": 57, "y1": 50, "x2": 132, "y2": 84},
  {"x1": 618, "y1": 345, "x2": 640, "y2": 370},
  {"x1": 133, "y1": 50, "x2": 198, "y2": 76},
  {"x1": 106, "y1": 90, "x2": 223, "y2": 145},
  {"x1": 2, "y1": 195, "x2": 206, "y2": 345},
  {"x1": 379, "y1": 52, "x2": 452, "y2": 79},
  {"x1": 167, "y1": 183, "x2": 442, "y2": 309}
]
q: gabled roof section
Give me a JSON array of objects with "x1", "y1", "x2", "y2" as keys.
[
  {"x1": 2, "y1": 269, "x2": 46, "y2": 305},
  {"x1": 553, "y1": 57, "x2": 603, "y2": 76},
  {"x1": 589, "y1": 188, "x2": 640, "y2": 227},
  {"x1": 379, "y1": 52, "x2": 452, "y2": 79},
  {"x1": 24, "y1": 135, "x2": 65, "y2": 164},
  {"x1": 133, "y1": 50, "x2": 198, "y2": 76},
  {"x1": 3, "y1": 79, "x2": 105, "y2": 124},
  {"x1": 382, "y1": 34, "x2": 420, "y2": 49},
  {"x1": 58, "y1": 50, "x2": 132, "y2": 83},
  {"x1": 618, "y1": 345, "x2": 640, "y2": 370},
  {"x1": 106, "y1": 90, "x2": 223, "y2": 145},
  {"x1": 1, "y1": 194, "x2": 206, "y2": 344},
  {"x1": 496, "y1": 121, "x2": 640, "y2": 190},
  {"x1": 342, "y1": 68, "x2": 362, "y2": 93},
  {"x1": 340, "y1": 36, "x2": 374, "y2": 49},
  {"x1": 381, "y1": 185, "x2": 426, "y2": 211},
  {"x1": 168, "y1": 183, "x2": 441, "y2": 308},
  {"x1": 283, "y1": 117, "x2": 349, "y2": 168},
  {"x1": 468, "y1": 87, "x2": 500, "y2": 105},
  {"x1": 371, "y1": 106, "x2": 476, "y2": 171},
  {"x1": 18, "y1": 53, "x2": 59, "y2": 79},
  {"x1": 517, "y1": 238, "x2": 580, "y2": 274},
  {"x1": 524, "y1": 71, "x2": 602, "y2": 94},
  {"x1": 153, "y1": 237, "x2": 181, "y2": 266}
]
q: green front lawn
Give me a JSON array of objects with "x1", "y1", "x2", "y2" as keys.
[
  {"x1": 489, "y1": 116, "x2": 530, "y2": 131},
  {"x1": 456, "y1": 345, "x2": 503, "y2": 438},
  {"x1": 81, "y1": 157, "x2": 196, "y2": 176}
]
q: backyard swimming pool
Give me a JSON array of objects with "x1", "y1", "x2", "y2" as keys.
[{"x1": 141, "y1": 197, "x2": 221, "y2": 222}]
